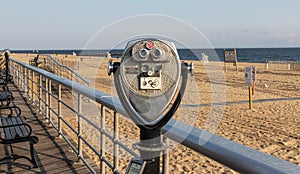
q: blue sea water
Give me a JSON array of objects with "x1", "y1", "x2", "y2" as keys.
[
  {"x1": 11, "y1": 48, "x2": 300, "y2": 63},
  {"x1": 179, "y1": 48, "x2": 300, "y2": 63}
]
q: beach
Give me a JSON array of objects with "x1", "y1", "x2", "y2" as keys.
[{"x1": 11, "y1": 53, "x2": 300, "y2": 173}]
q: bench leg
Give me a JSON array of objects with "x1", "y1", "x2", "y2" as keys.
[
  {"x1": 30, "y1": 142, "x2": 38, "y2": 168},
  {"x1": 0, "y1": 143, "x2": 38, "y2": 168}
]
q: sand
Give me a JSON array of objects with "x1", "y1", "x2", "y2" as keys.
[{"x1": 10, "y1": 53, "x2": 300, "y2": 173}]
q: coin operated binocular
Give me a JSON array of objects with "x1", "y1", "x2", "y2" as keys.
[
  {"x1": 108, "y1": 39, "x2": 193, "y2": 174},
  {"x1": 108, "y1": 39, "x2": 193, "y2": 129}
]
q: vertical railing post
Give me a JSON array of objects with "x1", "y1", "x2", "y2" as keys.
[
  {"x1": 113, "y1": 111, "x2": 119, "y2": 172},
  {"x1": 24, "y1": 68, "x2": 28, "y2": 94},
  {"x1": 48, "y1": 80, "x2": 52, "y2": 123},
  {"x1": 23, "y1": 66, "x2": 26, "y2": 91},
  {"x1": 31, "y1": 70, "x2": 34, "y2": 101},
  {"x1": 45, "y1": 78, "x2": 49, "y2": 122},
  {"x1": 13, "y1": 63, "x2": 16, "y2": 83},
  {"x1": 39, "y1": 74, "x2": 43, "y2": 111},
  {"x1": 14, "y1": 63, "x2": 17, "y2": 83},
  {"x1": 20, "y1": 65, "x2": 24, "y2": 89},
  {"x1": 77, "y1": 93, "x2": 82, "y2": 159},
  {"x1": 58, "y1": 84, "x2": 62, "y2": 136},
  {"x1": 18, "y1": 64, "x2": 21, "y2": 86},
  {"x1": 17, "y1": 64, "x2": 20, "y2": 86},
  {"x1": 33, "y1": 71, "x2": 38, "y2": 103},
  {"x1": 20, "y1": 65, "x2": 23, "y2": 87},
  {"x1": 100, "y1": 105, "x2": 106, "y2": 174}
]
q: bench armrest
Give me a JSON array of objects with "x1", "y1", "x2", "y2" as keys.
[{"x1": 0, "y1": 106, "x2": 21, "y2": 116}]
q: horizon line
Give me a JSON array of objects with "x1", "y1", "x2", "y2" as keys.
[{"x1": 4, "y1": 46, "x2": 300, "y2": 51}]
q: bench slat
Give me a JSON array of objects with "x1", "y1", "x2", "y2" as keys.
[
  {"x1": 0, "y1": 116, "x2": 31, "y2": 140},
  {"x1": 0, "y1": 91, "x2": 12, "y2": 100},
  {"x1": 0, "y1": 117, "x2": 13, "y2": 140},
  {"x1": 6, "y1": 117, "x2": 17, "y2": 139},
  {"x1": 10, "y1": 117, "x2": 22, "y2": 137},
  {"x1": 16, "y1": 117, "x2": 30, "y2": 137},
  {"x1": 11, "y1": 117, "x2": 26, "y2": 137}
]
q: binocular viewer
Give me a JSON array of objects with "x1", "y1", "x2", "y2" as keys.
[{"x1": 108, "y1": 39, "x2": 193, "y2": 130}]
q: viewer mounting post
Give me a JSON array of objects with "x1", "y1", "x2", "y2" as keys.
[{"x1": 108, "y1": 39, "x2": 193, "y2": 174}]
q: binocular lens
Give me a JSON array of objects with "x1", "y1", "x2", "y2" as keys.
[
  {"x1": 139, "y1": 49, "x2": 149, "y2": 59},
  {"x1": 152, "y1": 49, "x2": 162, "y2": 59}
]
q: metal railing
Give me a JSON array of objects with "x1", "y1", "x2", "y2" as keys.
[
  {"x1": 9, "y1": 57, "x2": 300, "y2": 174},
  {"x1": 41, "y1": 54, "x2": 89, "y2": 86},
  {"x1": 265, "y1": 60, "x2": 300, "y2": 71}
]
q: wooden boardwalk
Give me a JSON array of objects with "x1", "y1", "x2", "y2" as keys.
[{"x1": 0, "y1": 82, "x2": 94, "y2": 173}]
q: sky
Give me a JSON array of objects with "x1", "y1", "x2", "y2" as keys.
[{"x1": 1, "y1": 0, "x2": 300, "y2": 49}]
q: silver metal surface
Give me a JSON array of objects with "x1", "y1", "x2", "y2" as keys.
[
  {"x1": 78, "y1": 93, "x2": 83, "y2": 158},
  {"x1": 117, "y1": 39, "x2": 182, "y2": 126},
  {"x1": 100, "y1": 105, "x2": 106, "y2": 174},
  {"x1": 113, "y1": 111, "x2": 119, "y2": 172},
  {"x1": 58, "y1": 84, "x2": 62, "y2": 136}
]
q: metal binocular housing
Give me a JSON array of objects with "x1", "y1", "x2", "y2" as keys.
[{"x1": 108, "y1": 39, "x2": 193, "y2": 130}]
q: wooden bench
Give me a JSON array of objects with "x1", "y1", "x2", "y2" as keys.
[
  {"x1": 0, "y1": 114, "x2": 39, "y2": 168},
  {"x1": 0, "y1": 106, "x2": 21, "y2": 117},
  {"x1": 0, "y1": 78, "x2": 14, "y2": 106},
  {"x1": 0, "y1": 78, "x2": 10, "y2": 92},
  {"x1": 0, "y1": 90, "x2": 13, "y2": 106},
  {"x1": 29, "y1": 55, "x2": 42, "y2": 68}
]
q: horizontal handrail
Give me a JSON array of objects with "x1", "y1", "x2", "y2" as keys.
[
  {"x1": 42, "y1": 54, "x2": 89, "y2": 85},
  {"x1": 10, "y1": 58, "x2": 300, "y2": 174},
  {"x1": 163, "y1": 120, "x2": 300, "y2": 174}
]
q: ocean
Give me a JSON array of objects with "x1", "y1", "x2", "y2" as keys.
[{"x1": 11, "y1": 48, "x2": 300, "y2": 63}]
